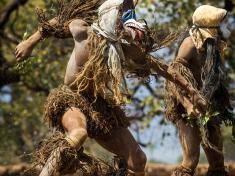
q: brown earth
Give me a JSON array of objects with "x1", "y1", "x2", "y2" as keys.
[
  {"x1": 0, "y1": 163, "x2": 235, "y2": 176},
  {"x1": 146, "y1": 163, "x2": 235, "y2": 176}
]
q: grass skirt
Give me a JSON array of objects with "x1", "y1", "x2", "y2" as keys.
[
  {"x1": 26, "y1": 131, "x2": 127, "y2": 176},
  {"x1": 44, "y1": 85, "x2": 129, "y2": 138},
  {"x1": 165, "y1": 59, "x2": 233, "y2": 124}
]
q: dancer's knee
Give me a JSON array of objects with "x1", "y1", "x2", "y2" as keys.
[
  {"x1": 62, "y1": 107, "x2": 87, "y2": 130},
  {"x1": 65, "y1": 128, "x2": 88, "y2": 148},
  {"x1": 62, "y1": 108, "x2": 88, "y2": 148}
]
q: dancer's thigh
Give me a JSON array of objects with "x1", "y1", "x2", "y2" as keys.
[{"x1": 95, "y1": 127, "x2": 146, "y2": 172}]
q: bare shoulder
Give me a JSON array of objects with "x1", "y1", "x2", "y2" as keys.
[
  {"x1": 181, "y1": 36, "x2": 195, "y2": 50},
  {"x1": 69, "y1": 19, "x2": 89, "y2": 27},
  {"x1": 177, "y1": 36, "x2": 196, "y2": 61},
  {"x1": 69, "y1": 19, "x2": 89, "y2": 38}
]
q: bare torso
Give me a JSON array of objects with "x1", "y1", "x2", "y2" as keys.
[
  {"x1": 64, "y1": 19, "x2": 146, "y2": 88},
  {"x1": 172, "y1": 37, "x2": 226, "y2": 174},
  {"x1": 177, "y1": 36, "x2": 206, "y2": 88}
]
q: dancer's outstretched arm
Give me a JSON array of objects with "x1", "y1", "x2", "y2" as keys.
[
  {"x1": 15, "y1": 0, "x2": 139, "y2": 62},
  {"x1": 15, "y1": 18, "x2": 58, "y2": 62},
  {"x1": 147, "y1": 55, "x2": 206, "y2": 114}
]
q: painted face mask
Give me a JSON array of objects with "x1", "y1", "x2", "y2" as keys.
[
  {"x1": 123, "y1": 19, "x2": 147, "y2": 40},
  {"x1": 122, "y1": 9, "x2": 147, "y2": 40}
]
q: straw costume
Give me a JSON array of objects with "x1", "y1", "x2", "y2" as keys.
[
  {"x1": 42, "y1": 0, "x2": 152, "y2": 139},
  {"x1": 26, "y1": 0, "x2": 207, "y2": 175},
  {"x1": 32, "y1": 0, "x2": 155, "y2": 175},
  {"x1": 36, "y1": 0, "x2": 105, "y2": 39},
  {"x1": 165, "y1": 5, "x2": 234, "y2": 176},
  {"x1": 41, "y1": 0, "x2": 184, "y2": 139}
]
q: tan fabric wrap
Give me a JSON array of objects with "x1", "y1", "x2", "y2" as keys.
[
  {"x1": 189, "y1": 5, "x2": 227, "y2": 50},
  {"x1": 64, "y1": 129, "x2": 87, "y2": 148},
  {"x1": 65, "y1": 136, "x2": 79, "y2": 147}
]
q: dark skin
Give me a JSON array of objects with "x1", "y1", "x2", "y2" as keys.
[
  {"x1": 15, "y1": 1, "x2": 205, "y2": 175},
  {"x1": 17, "y1": 1, "x2": 148, "y2": 176},
  {"x1": 177, "y1": 37, "x2": 205, "y2": 88},
  {"x1": 172, "y1": 36, "x2": 224, "y2": 172},
  {"x1": 15, "y1": 21, "x2": 206, "y2": 175}
]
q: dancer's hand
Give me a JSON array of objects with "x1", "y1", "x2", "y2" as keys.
[
  {"x1": 186, "y1": 104, "x2": 200, "y2": 118},
  {"x1": 191, "y1": 91, "x2": 207, "y2": 115},
  {"x1": 15, "y1": 40, "x2": 34, "y2": 62}
]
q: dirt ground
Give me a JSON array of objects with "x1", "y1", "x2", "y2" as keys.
[
  {"x1": 0, "y1": 163, "x2": 235, "y2": 176},
  {"x1": 146, "y1": 163, "x2": 235, "y2": 176}
]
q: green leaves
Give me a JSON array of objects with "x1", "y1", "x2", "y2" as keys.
[
  {"x1": 200, "y1": 111, "x2": 220, "y2": 126},
  {"x1": 15, "y1": 57, "x2": 38, "y2": 74},
  {"x1": 186, "y1": 116, "x2": 195, "y2": 127},
  {"x1": 186, "y1": 111, "x2": 220, "y2": 127},
  {"x1": 23, "y1": 31, "x2": 29, "y2": 40}
]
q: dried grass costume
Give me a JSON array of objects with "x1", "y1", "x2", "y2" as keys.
[
  {"x1": 165, "y1": 5, "x2": 233, "y2": 125},
  {"x1": 38, "y1": 0, "x2": 133, "y2": 139},
  {"x1": 165, "y1": 5, "x2": 234, "y2": 176},
  {"x1": 32, "y1": 1, "x2": 138, "y2": 175},
  {"x1": 34, "y1": 0, "x2": 190, "y2": 174},
  {"x1": 41, "y1": 0, "x2": 163, "y2": 138},
  {"x1": 33, "y1": 0, "x2": 156, "y2": 175},
  {"x1": 37, "y1": 0, "x2": 105, "y2": 39}
]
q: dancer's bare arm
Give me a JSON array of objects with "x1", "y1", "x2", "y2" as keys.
[
  {"x1": 148, "y1": 56, "x2": 193, "y2": 94},
  {"x1": 15, "y1": 18, "x2": 58, "y2": 61},
  {"x1": 147, "y1": 53, "x2": 206, "y2": 114},
  {"x1": 161, "y1": 37, "x2": 207, "y2": 113},
  {"x1": 175, "y1": 37, "x2": 196, "y2": 66}
]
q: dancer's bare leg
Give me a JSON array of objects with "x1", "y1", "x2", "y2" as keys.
[
  {"x1": 95, "y1": 127, "x2": 147, "y2": 176},
  {"x1": 175, "y1": 120, "x2": 201, "y2": 175},
  {"x1": 39, "y1": 108, "x2": 88, "y2": 176},
  {"x1": 202, "y1": 121, "x2": 225, "y2": 172}
]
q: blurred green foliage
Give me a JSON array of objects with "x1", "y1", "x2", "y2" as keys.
[{"x1": 0, "y1": 0, "x2": 234, "y2": 164}]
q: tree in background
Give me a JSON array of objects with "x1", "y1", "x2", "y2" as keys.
[{"x1": 0, "y1": 0, "x2": 234, "y2": 164}]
